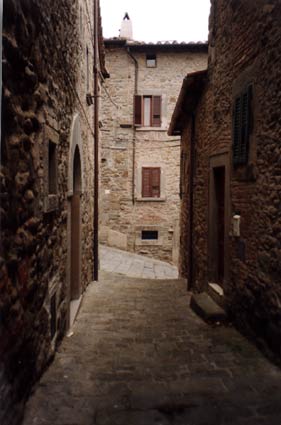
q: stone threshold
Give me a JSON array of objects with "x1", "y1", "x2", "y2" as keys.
[
  {"x1": 207, "y1": 282, "x2": 226, "y2": 309},
  {"x1": 190, "y1": 291, "x2": 227, "y2": 324},
  {"x1": 68, "y1": 295, "x2": 83, "y2": 331}
]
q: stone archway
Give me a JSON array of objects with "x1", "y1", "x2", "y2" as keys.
[{"x1": 67, "y1": 114, "x2": 84, "y2": 329}]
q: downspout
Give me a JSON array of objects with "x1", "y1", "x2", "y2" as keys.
[
  {"x1": 127, "y1": 47, "x2": 138, "y2": 205},
  {"x1": 93, "y1": 0, "x2": 99, "y2": 281},
  {"x1": 188, "y1": 113, "x2": 195, "y2": 290}
]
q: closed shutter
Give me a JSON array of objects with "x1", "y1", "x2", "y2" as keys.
[
  {"x1": 152, "y1": 96, "x2": 161, "y2": 127},
  {"x1": 240, "y1": 87, "x2": 251, "y2": 162},
  {"x1": 233, "y1": 86, "x2": 251, "y2": 166},
  {"x1": 142, "y1": 167, "x2": 160, "y2": 197},
  {"x1": 142, "y1": 168, "x2": 151, "y2": 197},
  {"x1": 233, "y1": 96, "x2": 242, "y2": 165},
  {"x1": 151, "y1": 167, "x2": 160, "y2": 197},
  {"x1": 134, "y1": 95, "x2": 142, "y2": 125}
]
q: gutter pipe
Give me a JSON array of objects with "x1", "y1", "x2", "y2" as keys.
[{"x1": 127, "y1": 47, "x2": 138, "y2": 205}]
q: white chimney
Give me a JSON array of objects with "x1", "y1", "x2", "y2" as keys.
[{"x1": 120, "y1": 13, "x2": 133, "y2": 40}]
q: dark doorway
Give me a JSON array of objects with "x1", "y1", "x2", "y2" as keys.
[
  {"x1": 213, "y1": 167, "x2": 225, "y2": 284},
  {"x1": 70, "y1": 146, "x2": 82, "y2": 300},
  {"x1": 209, "y1": 165, "x2": 226, "y2": 286}
]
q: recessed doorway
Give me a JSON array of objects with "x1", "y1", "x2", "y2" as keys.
[{"x1": 208, "y1": 153, "x2": 230, "y2": 290}]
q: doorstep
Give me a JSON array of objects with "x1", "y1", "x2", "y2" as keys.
[
  {"x1": 190, "y1": 292, "x2": 227, "y2": 324},
  {"x1": 207, "y1": 282, "x2": 226, "y2": 309}
]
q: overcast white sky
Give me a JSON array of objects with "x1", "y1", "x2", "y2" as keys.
[{"x1": 100, "y1": 0, "x2": 211, "y2": 42}]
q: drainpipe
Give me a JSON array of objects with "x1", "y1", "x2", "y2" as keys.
[
  {"x1": 188, "y1": 113, "x2": 195, "y2": 290},
  {"x1": 0, "y1": 0, "x2": 3, "y2": 146},
  {"x1": 93, "y1": 0, "x2": 99, "y2": 281},
  {"x1": 127, "y1": 47, "x2": 138, "y2": 205}
]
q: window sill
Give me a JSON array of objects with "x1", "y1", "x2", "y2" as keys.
[
  {"x1": 136, "y1": 197, "x2": 166, "y2": 202},
  {"x1": 135, "y1": 126, "x2": 167, "y2": 132},
  {"x1": 233, "y1": 163, "x2": 257, "y2": 182},
  {"x1": 135, "y1": 239, "x2": 162, "y2": 246}
]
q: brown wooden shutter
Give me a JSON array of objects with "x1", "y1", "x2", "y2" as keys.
[
  {"x1": 233, "y1": 86, "x2": 251, "y2": 166},
  {"x1": 240, "y1": 86, "x2": 251, "y2": 162},
  {"x1": 134, "y1": 95, "x2": 142, "y2": 125},
  {"x1": 152, "y1": 96, "x2": 161, "y2": 127},
  {"x1": 142, "y1": 167, "x2": 160, "y2": 198},
  {"x1": 151, "y1": 168, "x2": 160, "y2": 197},
  {"x1": 142, "y1": 168, "x2": 151, "y2": 197},
  {"x1": 232, "y1": 96, "x2": 242, "y2": 165}
]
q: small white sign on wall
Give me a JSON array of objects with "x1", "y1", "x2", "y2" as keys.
[{"x1": 233, "y1": 215, "x2": 241, "y2": 237}]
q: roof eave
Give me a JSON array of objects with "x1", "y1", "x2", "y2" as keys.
[
  {"x1": 104, "y1": 39, "x2": 208, "y2": 52},
  {"x1": 168, "y1": 69, "x2": 208, "y2": 136}
]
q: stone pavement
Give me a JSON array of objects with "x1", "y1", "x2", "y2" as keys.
[
  {"x1": 100, "y1": 245, "x2": 178, "y2": 279},
  {"x1": 23, "y1": 272, "x2": 281, "y2": 425}
]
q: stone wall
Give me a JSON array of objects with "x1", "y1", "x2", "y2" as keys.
[
  {"x1": 178, "y1": 0, "x2": 281, "y2": 356},
  {"x1": 101, "y1": 45, "x2": 207, "y2": 263},
  {"x1": 1, "y1": 1, "x2": 98, "y2": 423}
]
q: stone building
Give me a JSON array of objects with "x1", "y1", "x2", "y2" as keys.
[
  {"x1": 169, "y1": 0, "x2": 281, "y2": 355},
  {"x1": 0, "y1": 1, "x2": 107, "y2": 423},
  {"x1": 100, "y1": 15, "x2": 207, "y2": 264}
]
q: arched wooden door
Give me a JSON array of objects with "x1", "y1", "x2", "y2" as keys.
[{"x1": 70, "y1": 146, "x2": 81, "y2": 300}]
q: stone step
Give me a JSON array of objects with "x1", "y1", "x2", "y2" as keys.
[
  {"x1": 190, "y1": 292, "x2": 227, "y2": 324},
  {"x1": 207, "y1": 282, "x2": 226, "y2": 309}
]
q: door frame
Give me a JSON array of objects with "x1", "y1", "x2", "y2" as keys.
[{"x1": 208, "y1": 151, "x2": 230, "y2": 289}]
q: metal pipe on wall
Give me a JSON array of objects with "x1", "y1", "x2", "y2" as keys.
[
  {"x1": 93, "y1": 0, "x2": 99, "y2": 281},
  {"x1": 127, "y1": 47, "x2": 138, "y2": 205}
]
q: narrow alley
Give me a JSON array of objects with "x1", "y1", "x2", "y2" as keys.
[
  {"x1": 2, "y1": 2, "x2": 281, "y2": 425},
  {"x1": 23, "y1": 251, "x2": 281, "y2": 425}
]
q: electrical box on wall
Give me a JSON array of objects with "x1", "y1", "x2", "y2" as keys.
[{"x1": 233, "y1": 214, "x2": 241, "y2": 237}]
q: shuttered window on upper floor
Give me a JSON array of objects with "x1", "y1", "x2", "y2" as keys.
[
  {"x1": 134, "y1": 95, "x2": 162, "y2": 127},
  {"x1": 232, "y1": 85, "x2": 252, "y2": 166},
  {"x1": 142, "y1": 167, "x2": 161, "y2": 198}
]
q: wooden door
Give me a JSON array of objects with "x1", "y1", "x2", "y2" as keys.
[
  {"x1": 71, "y1": 193, "x2": 81, "y2": 299},
  {"x1": 70, "y1": 147, "x2": 82, "y2": 300},
  {"x1": 214, "y1": 167, "x2": 225, "y2": 284}
]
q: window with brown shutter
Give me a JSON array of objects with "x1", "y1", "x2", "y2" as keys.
[
  {"x1": 152, "y1": 96, "x2": 161, "y2": 127},
  {"x1": 134, "y1": 95, "x2": 162, "y2": 127},
  {"x1": 134, "y1": 95, "x2": 142, "y2": 125},
  {"x1": 232, "y1": 85, "x2": 252, "y2": 166},
  {"x1": 142, "y1": 167, "x2": 161, "y2": 198}
]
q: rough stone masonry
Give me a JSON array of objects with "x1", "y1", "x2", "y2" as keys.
[
  {"x1": 0, "y1": 1, "x2": 104, "y2": 423},
  {"x1": 169, "y1": 0, "x2": 281, "y2": 358}
]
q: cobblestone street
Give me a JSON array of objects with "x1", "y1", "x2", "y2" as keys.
[
  {"x1": 23, "y1": 255, "x2": 281, "y2": 425},
  {"x1": 100, "y1": 245, "x2": 178, "y2": 279}
]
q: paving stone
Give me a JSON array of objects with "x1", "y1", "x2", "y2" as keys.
[
  {"x1": 100, "y1": 245, "x2": 178, "y2": 279},
  {"x1": 23, "y1": 267, "x2": 281, "y2": 425}
]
